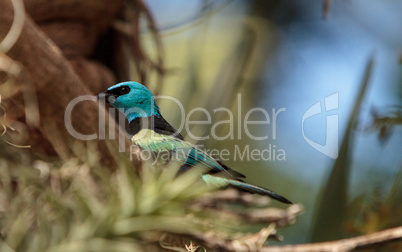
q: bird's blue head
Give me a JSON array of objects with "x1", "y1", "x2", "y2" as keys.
[{"x1": 98, "y1": 81, "x2": 161, "y2": 122}]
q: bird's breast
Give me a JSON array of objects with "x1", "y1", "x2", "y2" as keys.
[
  {"x1": 131, "y1": 129, "x2": 180, "y2": 152},
  {"x1": 132, "y1": 129, "x2": 162, "y2": 146}
]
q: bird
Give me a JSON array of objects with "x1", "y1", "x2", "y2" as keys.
[{"x1": 97, "y1": 81, "x2": 292, "y2": 204}]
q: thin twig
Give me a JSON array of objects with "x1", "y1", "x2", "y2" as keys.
[
  {"x1": 323, "y1": 0, "x2": 331, "y2": 19},
  {"x1": 264, "y1": 226, "x2": 402, "y2": 252}
]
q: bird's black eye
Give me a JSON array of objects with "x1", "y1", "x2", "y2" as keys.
[{"x1": 119, "y1": 86, "x2": 130, "y2": 95}]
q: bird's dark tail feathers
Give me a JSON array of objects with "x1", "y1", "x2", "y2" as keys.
[
  {"x1": 201, "y1": 175, "x2": 292, "y2": 204},
  {"x1": 229, "y1": 179, "x2": 292, "y2": 204}
]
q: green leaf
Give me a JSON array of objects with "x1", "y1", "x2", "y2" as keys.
[{"x1": 311, "y1": 55, "x2": 375, "y2": 242}]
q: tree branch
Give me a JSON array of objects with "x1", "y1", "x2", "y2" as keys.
[
  {"x1": 191, "y1": 189, "x2": 302, "y2": 227},
  {"x1": 187, "y1": 192, "x2": 400, "y2": 252},
  {"x1": 264, "y1": 226, "x2": 402, "y2": 252},
  {"x1": 0, "y1": 0, "x2": 137, "y2": 167}
]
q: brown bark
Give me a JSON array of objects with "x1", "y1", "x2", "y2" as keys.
[{"x1": 0, "y1": 0, "x2": 136, "y2": 167}]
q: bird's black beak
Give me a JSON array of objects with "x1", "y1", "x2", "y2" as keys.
[{"x1": 96, "y1": 92, "x2": 112, "y2": 103}]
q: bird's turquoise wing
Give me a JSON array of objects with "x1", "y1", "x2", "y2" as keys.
[
  {"x1": 131, "y1": 129, "x2": 291, "y2": 204},
  {"x1": 131, "y1": 129, "x2": 243, "y2": 178}
]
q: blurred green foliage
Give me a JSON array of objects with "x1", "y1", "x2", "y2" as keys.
[{"x1": 0, "y1": 140, "x2": 300, "y2": 251}]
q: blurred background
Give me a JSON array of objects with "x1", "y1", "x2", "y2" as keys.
[
  {"x1": 140, "y1": 0, "x2": 402, "y2": 244},
  {"x1": 0, "y1": 0, "x2": 401, "y2": 249}
]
